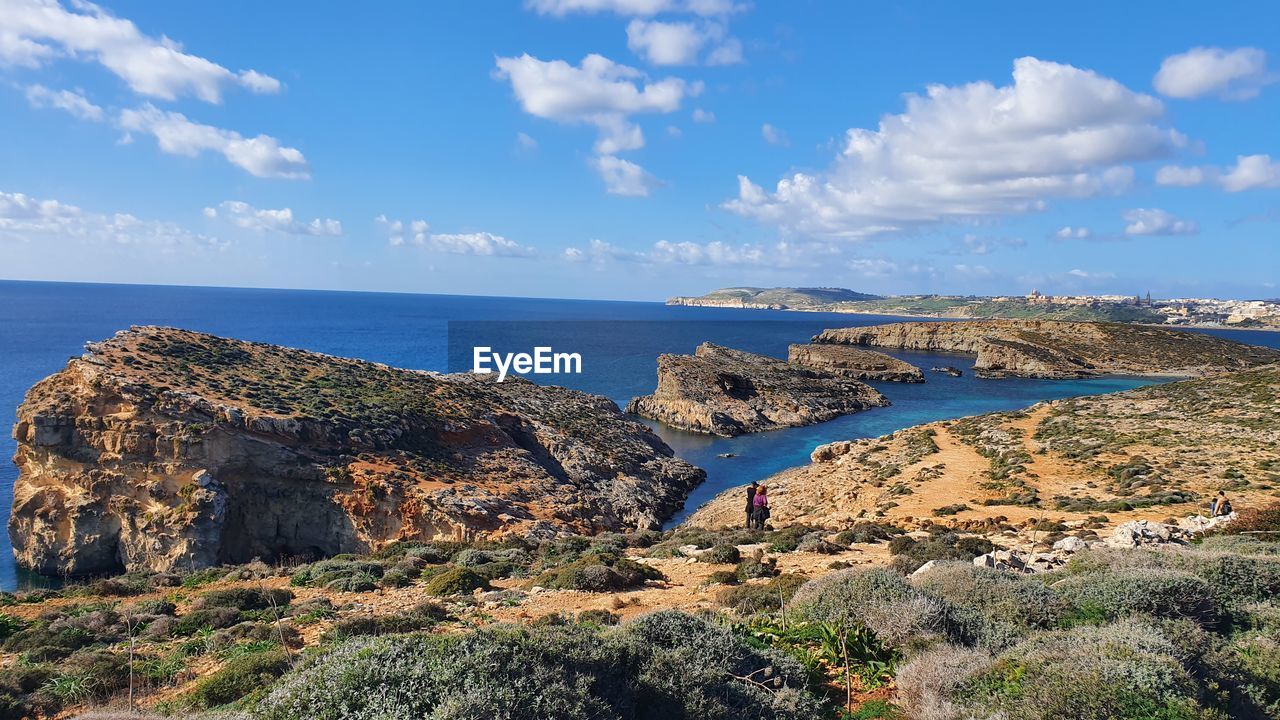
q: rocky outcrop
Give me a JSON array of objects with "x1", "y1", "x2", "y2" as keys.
[
  {"x1": 813, "y1": 320, "x2": 1280, "y2": 378},
  {"x1": 787, "y1": 344, "x2": 924, "y2": 382},
  {"x1": 9, "y1": 327, "x2": 705, "y2": 577},
  {"x1": 625, "y1": 343, "x2": 888, "y2": 437},
  {"x1": 668, "y1": 286, "x2": 881, "y2": 310}
]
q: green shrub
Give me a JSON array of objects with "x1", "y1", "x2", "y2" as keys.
[
  {"x1": 888, "y1": 534, "x2": 994, "y2": 574},
  {"x1": 255, "y1": 613, "x2": 825, "y2": 720},
  {"x1": 423, "y1": 566, "x2": 490, "y2": 596},
  {"x1": 171, "y1": 606, "x2": 242, "y2": 636},
  {"x1": 534, "y1": 555, "x2": 662, "y2": 592},
  {"x1": 290, "y1": 558, "x2": 384, "y2": 589},
  {"x1": 186, "y1": 648, "x2": 290, "y2": 708},
  {"x1": 912, "y1": 563, "x2": 1067, "y2": 649},
  {"x1": 834, "y1": 522, "x2": 903, "y2": 546},
  {"x1": 193, "y1": 587, "x2": 293, "y2": 612},
  {"x1": 1052, "y1": 569, "x2": 1219, "y2": 626},
  {"x1": 577, "y1": 609, "x2": 621, "y2": 626},
  {"x1": 733, "y1": 556, "x2": 778, "y2": 581},
  {"x1": 717, "y1": 574, "x2": 808, "y2": 615},
  {"x1": 960, "y1": 621, "x2": 1204, "y2": 720},
  {"x1": 0, "y1": 613, "x2": 26, "y2": 641},
  {"x1": 699, "y1": 544, "x2": 742, "y2": 564},
  {"x1": 789, "y1": 568, "x2": 950, "y2": 649}
]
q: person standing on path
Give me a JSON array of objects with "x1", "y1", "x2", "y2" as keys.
[
  {"x1": 752, "y1": 485, "x2": 770, "y2": 530},
  {"x1": 745, "y1": 482, "x2": 758, "y2": 529}
]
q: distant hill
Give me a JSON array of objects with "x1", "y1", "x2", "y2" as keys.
[{"x1": 667, "y1": 286, "x2": 883, "y2": 309}]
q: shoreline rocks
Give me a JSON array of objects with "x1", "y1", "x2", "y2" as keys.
[
  {"x1": 787, "y1": 344, "x2": 924, "y2": 383},
  {"x1": 9, "y1": 327, "x2": 706, "y2": 577},
  {"x1": 813, "y1": 320, "x2": 1280, "y2": 378},
  {"x1": 625, "y1": 343, "x2": 889, "y2": 437}
]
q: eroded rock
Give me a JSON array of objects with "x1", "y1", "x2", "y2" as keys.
[{"x1": 787, "y1": 344, "x2": 924, "y2": 383}]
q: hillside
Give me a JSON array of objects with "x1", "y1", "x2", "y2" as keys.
[
  {"x1": 667, "y1": 286, "x2": 882, "y2": 309},
  {"x1": 8, "y1": 327, "x2": 704, "y2": 577},
  {"x1": 686, "y1": 364, "x2": 1280, "y2": 530},
  {"x1": 812, "y1": 319, "x2": 1280, "y2": 378}
]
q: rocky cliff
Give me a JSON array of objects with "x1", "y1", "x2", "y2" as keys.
[
  {"x1": 787, "y1": 344, "x2": 924, "y2": 382},
  {"x1": 9, "y1": 327, "x2": 705, "y2": 577},
  {"x1": 624, "y1": 343, "x2": 888, "y2": 436},
  {"x1": 812, "y1": 320, "x2": 1280, "y2": 378}
]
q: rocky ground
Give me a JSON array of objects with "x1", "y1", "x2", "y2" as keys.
[
  {"x1": 813, "y1": 319, "x2": 1280, "y2": 378},
  {"x1": 8, "y1": 327, "x2": 704, "y2": 578},
  {"x1": 625, "y1": 343, "x2": 889, "y2": 436}
]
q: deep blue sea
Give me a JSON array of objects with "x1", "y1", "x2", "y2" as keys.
[{"x1": 3, "y1": 279, "x2": 1278, "y2": 591}]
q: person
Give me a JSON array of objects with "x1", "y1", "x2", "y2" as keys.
[
  {"x1": 752, "y1": 485, "x2": 770, "y2": 530},
  {"x1": 745, "y1": 482, "x2": 758, "y2": 529},
  {"x1": 1216, "y1": 493, "x2": 1233, "y2": 517},
  {"x1": 1210, "y1": 492, "x2": 1224, "y2": 516}
]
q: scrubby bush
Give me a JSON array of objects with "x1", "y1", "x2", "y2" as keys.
[
  {"x1": 1052, "y1": 568, "x2": 1219, "y2": 626},
  {"x1": 912, "y1": 563, "x2": 1066, "y2": 649},
  {"x1": 888, "y1": 533, "x2": 994, "y2": 574},
  {"x1": 734, "y1": 556, "x2": 779, "y2": 581},
  {"x1": 717, "y1": 574, "x2": 808, "y2": 615},
  {"x1": 699, "y1": 544, "x2": 742, "y2": 564},
  {"x1": 325, "y1": 603, "x2": 450, "y2": 640},
  {"x1": 423, "y1": 566, "x2": 490, "y2": 596},
  {"x1": 959, "y1": 621, "x2": 1204, "y2": 720},
  {"x1": 833, "y1": 522, "x2": 903, "y2": 546},
  {"x1": 789, "y1": 568, "x2": 950, "y2": 649},
  {"x1": 186, "y1": 648, "x2": 290, "y2": 708},
  {"x1": 895, "y1": 645, "x2": 992, "y2": 720},
  {"x1": 193, "y1": 588, "x2": 293, "y2": 612},
  {"x1": 290, "y1": 558, "x2": 384, "y2": 589},
  {"x1": 577, "y1": 609, "x2": 621, "y2": 626},
  {"x1": 172, "y1": 606, "x2": 243, "y2": 636},
  {"x1": 534, "y1": 555, "x2": 662, "y2": 592},
  {"x1": 255, "y1": 612, "x2": 825, "y2": 720}
]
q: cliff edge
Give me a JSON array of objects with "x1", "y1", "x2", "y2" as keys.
[{"x1": 8, "y1": 327, "x2": 705, "y2": 576}]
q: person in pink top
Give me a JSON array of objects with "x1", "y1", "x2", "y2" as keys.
[{"x1": 751, "y1": 485, "x2": 770, "y2": 530}]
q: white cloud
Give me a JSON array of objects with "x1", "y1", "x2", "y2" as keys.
[
  {"x1": 725, "y1": 57, "x2": 1181, "y2": 239},
  {"x1": 692, "y1": 107, "x2": 715, "y2": 123},
  {"x1": 1, "y1": 0, "x2": 280, "y2": 102},
  {"x1": 516, "y1": 131, "x2": 539, "y2": 152},
  {"x1": 118, "y1": 104, "x2": 310, "y2": 179},
  {"x1": 24, "y1": 84, "x2": 103, "y2": 121},
  {"x1": 1054, "y1": 226, "x2": 1091, "y2": 240},
  {"x1": 1122, "y1": 208, "x2": 1198, "y2": 236},
  {"x1": 563, "y1": 237, "x2": 823, "y2": 267},
  {"x1": 952, "y1": 263, "x2": 992, "y2": 278},
  {"x1": 1220, "y1": 154, "x2": 1280, "y2": 192},
  {"x1": 1153, "y1": 46, "x2": 1273, "y2": 100},
  {"x1": 204, "y1": 200, "x2": 341, "y2": 236},
  {"x1": 493, "y1": 53, "x2": 694, "y2": 155},
  {"x1": 375, "y1": 215, "x2": 534, "y2": 257},
  {"x1": 0, "y1": 190, "x2": 222, "y2": 248},
  {"x1": 625, "y1": 19, "x2": 741, "y2": 66},
  {"x1": 666, "y1": 125, "x2": 682, "y2": 138},
  {"x1": 948, "y1": 233, "x2": 1025, "y2": 255},
  {"x1": 848, "y1": 258, "x2": 900, "y2": 278},
  {"x1": 761, "y1": 122, "x2": 788, "y2": 146},
  {"x1": 1154, "y1": 164, "x2": 1207, "y2": 186},
  {"x1": 525, "y1": 0, "x2": 743, "y2": 17},
  {"x1": 591, "y1": 155, "x2": 660, "y2": 196}
]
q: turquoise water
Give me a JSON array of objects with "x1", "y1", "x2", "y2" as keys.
[{"x1": 2, "y1": 280, "x2": 1276, "y2": 590}]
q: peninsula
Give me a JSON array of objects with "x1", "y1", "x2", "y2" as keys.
[{"x1": 8, "y1": 327, "x2": 705, "y2": 577}]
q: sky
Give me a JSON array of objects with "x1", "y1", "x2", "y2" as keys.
[{"x1": 0, "y1": 0, "x2": 1278, "y2": 302}]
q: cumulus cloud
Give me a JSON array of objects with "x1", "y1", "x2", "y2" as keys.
[
  {"x1": 563, "y1": 237, "x2": 834, "y2": 267},
  {"x1": 375, "y1": 215, "x2": 534, "y2": 257},
  {"x1": 692, "y1": 107, "x2": 715, "y2": 123},
  {"x1": 1154, "y1": 164, "x2": 1207, "y2": 186},
  {"x1": 1054, "y1": 226, "x2": 1092, "y2": 240},
  {"x1": 204, "y1": 200, "x2": 341, "y2": 236},
  {"x1": 1, "y1": 0, "x2": 280, "y2": 102},
  {"x1": 725, "y1": 57, "x2": 1183, "y2": 239},
  {"x1": 1122, "y1": 208, "x2": 1198, "y2": 236},
  {"x1": 1154, "y1": 46, "x2": 1274, "y2": 100},
  {"x1": 946, "y1": 233, "x2": 1025, "y2": 255},
  {"x1": 24, "y1": 84, "x2": 103, "y2": 121},
  {"x1": 625, "y1": 19, "x2": 741, "y2": 66},
  {"x1": 760, "y1": 122, "x2": 788, "y2": 146},
  {"x1": 525, "y1": 0, "x2": 744, "y2": 17},
  {"x1": 1220, "y1": 154, "x2": 1280, "y2": 192},
  {"x1": 515, "y1": 131, "x2": 539, "y2": 152},
  {"x1": 591, "y1": 154, "x2": 660, "y2": 196},
  {"x1": 0, "y1": 190, "x2": 221, "y2": 248},
  {"x1": 118, "y1": 104, "x2": 310, "y2": 179},
  {"x1": 493, "y1": 53, "x2": 693, "y2": 155}
]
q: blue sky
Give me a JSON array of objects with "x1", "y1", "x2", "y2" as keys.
[{"x1": 1, "y1": 0, "x2": 1277, "y2": 301}]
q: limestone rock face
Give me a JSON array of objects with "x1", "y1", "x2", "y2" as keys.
[
  {"x1": 9, "y1": 327, "x2": 705, "y2": 577},
  {"x1": 787, "y1": 344, "x2": 924, "y2": 383},
  {"x1": 625, "y1": 343, "x2": 888, "y2": 437},
  {"x1": 813, "y1": 320, "x2": 1280, "y2": 378}
]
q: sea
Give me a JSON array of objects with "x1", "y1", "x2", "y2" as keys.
[{"x1": 3, "y1": 279, "x2": 1278, "y2": 591}]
